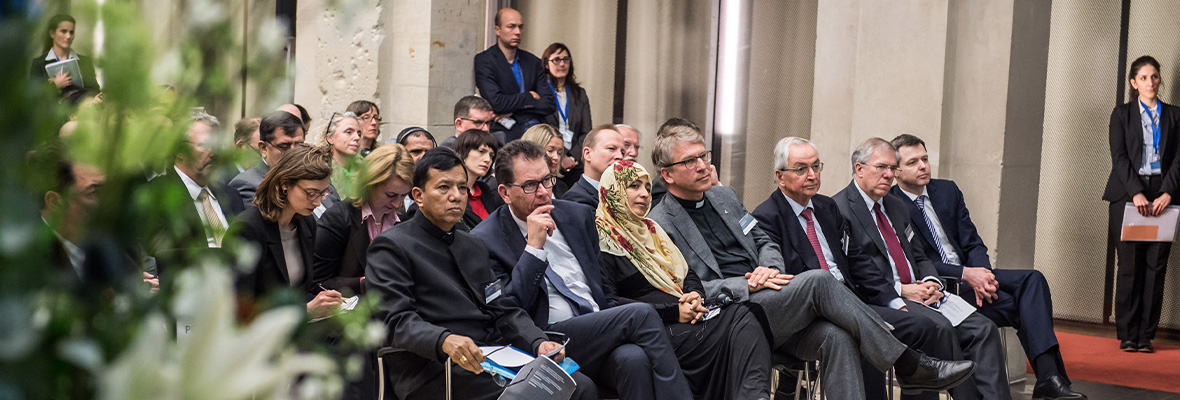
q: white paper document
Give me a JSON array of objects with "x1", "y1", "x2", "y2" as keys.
[
  {"x1": 480, "y1": 345, "x2": 535, "y2": 368},
  {"x1": 921, "y1": 293, "x2": 976, "y2": 327},
  {"x1": 1120, "y1": 203, "x2": 1180, "y2": 242}
]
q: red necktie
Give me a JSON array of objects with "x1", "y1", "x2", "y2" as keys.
[
  {"x1": 801, "y1": 209, "x2": 829, "y2": 270},
  {"x1": 873, "y1": 202, "x2": 913, "y2": 284}
]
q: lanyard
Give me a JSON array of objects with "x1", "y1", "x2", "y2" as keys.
[
  {"x1": 1141, "y1": 99, "x2": 1161, "y2": 154},
  {"x1": 511, "y1": 57, "x2": 525, "y2": 94},
  {"x1": 547, "y1": 80, "x2": 568, "y2": 122}
]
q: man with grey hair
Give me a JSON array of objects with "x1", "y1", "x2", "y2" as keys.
[
  {"x1": 754, "y1": 137, "x2": 973, "y2": 400},
  {"x1": 834, "y1": 137, "x2": 1008, "y2": 400},
  {"x1": 649, "y1": 130, "x2": 976, "y2": 399},
  {"x1": 168, "y1": 111, "x2": 232, "y2": 248}
]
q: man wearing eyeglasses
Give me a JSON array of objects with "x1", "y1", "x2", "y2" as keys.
[
  {"x1": 472, "y1": 140, "x2": 693, "y2": 400},
  {"x1": 441, "y1": 95, "x2": 504, "y2": 149},
  {"x1": 835, "y1": 137, "x2": 1008, "y2": 400},
  {"x1": 474, "y1": 8, "x2": 555, "y2": 142},
  {"x1": 562, "y1": 125, "x2": 624, "y2": 208},
  {"x1": 229, "y1": 110, "x2": 339, "y2": 217},
  {"x1": 649, "y1": 130, "x2": 977, "y2": 399}
]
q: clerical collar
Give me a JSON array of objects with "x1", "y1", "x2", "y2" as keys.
[
  {"x1": 413, "y1": 213, "x2": 455, "y2": 244},
  {"x1": 672, "y1": 194, "x2": 707, "y2": 210}
]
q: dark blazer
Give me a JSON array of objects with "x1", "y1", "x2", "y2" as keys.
[
  {"x1": 1103, "y1": 100, "x2": 1180, "y2": 203},
  {"x1": 233, "y1": 207, "x2": 318, "y2": 301},
  {"x1": 561, "y1": 176, "x2": 598, "y2": 208},
  {"x1": 364, "y1": 213, "x2": 547, "y2": 395},
  {"x1": 311, "y1": 201, "x2": 369, "y2": 296},
  {"x1": 30, "y1": 53, "x2": 101, "y2": 93},
  {"x1": 470, "y1": 200, "x2": 620, "y2": 327},
  {"x1": 752, "y1": 191, "x2": 897, "y2": 307},
  {"x1": 465, "y1": 179, "x2": 504, "y2": 229},
  {"x1": 647, "y1": 186, "x2": 785, "y2": 302},
  {"x1": 143, "y1": 168, "x2": 233, "y2": 277},
  {"x1": 542, "y1": 84, "x2": 593, "y2": 161},
  {"x1": 551, "y1": 178, "x2": 570, "y2": 199},
  {"x1": 474, "y1": 45, "x2": 556, "y2": 140},
  {"x1": 889, "y1": 180, "x2": 990, "y2": 279},
  {"x1": 833, "y1": 181, "x2": 941, "y2": 288}
]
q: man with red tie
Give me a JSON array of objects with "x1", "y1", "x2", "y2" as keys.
[{"x1": 834, "y1": 137, "x2": 1009, "y2": 400}]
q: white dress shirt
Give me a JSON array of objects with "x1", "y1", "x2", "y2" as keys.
[
  {"x1": 855, "y1": 184, "x2": 935, "y2": 309},
  {"x1": 781, "y1": 192, "x2": 845, "y2": 282},
  {"x1": 512, "y1": 212, "x2": 600, "y2": 324},
  {"x1": 174, "y1": 166, "x2": 229, "y2": 248}
]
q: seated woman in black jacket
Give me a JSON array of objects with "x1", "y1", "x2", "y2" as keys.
[
  {"x1": 453, "y1": 129, "x2": 503, "y2": 228},
  {"x1": 311, "y1": 144, "x2": 414, "y2": 296},
  {"x1": 595, "y1": 160, "x2": 772, "y2": 400},
  {"x1": 235, "y1": 143, "x2": 341, "y2": 319}
]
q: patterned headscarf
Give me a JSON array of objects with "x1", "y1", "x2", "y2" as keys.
[{"x1": 595, "y1": 160, "x2": 689, "y2": 297}]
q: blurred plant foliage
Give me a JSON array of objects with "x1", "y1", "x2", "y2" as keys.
[{"x1": 0, "y1": 1, "x2": 379, "y2": 399}]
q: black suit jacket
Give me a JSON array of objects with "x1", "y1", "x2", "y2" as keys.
[
  {"x1": 233, "y1": 207, "x2": 317, "y2": 301},
  {"x1": 474, "y1": 45, "x2": 556, "y2": 139},
  {"x1": 1103, "y1": 100, "x2": 1180, "y2": 203},
  {"x1": 889, "y1": 179, "x2": 991, "y2": 279},
  {"x1": 470, "y1": 200, "x2": 620, "y2": 327},
  {"x1": 561, "y1": 176, "x2": 598, "y2": 208},
  {"x1": 542, "y1": 84, "x2": 593, "y2": 161},
  {"x1": 752, "y1": 191, "x2": 897, "y2": 307},
  {"x1": 311, "y1": 201, "x2": 369, "y2": 296},
  {"x1": 30, "y1": 53, "x2": 101, "y2": 93},
  {"x1": 364, "y1": 213, "x2": 547, "y2": 395},
  {"x1": 834, "y1": 181, "x2": 942, "y2": 289},
  {"x1": 143, "y1": 169, "x2": 233, "y2": 277}
]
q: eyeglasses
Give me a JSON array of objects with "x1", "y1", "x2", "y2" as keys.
[
  {"x1": 459, "y1": 117, "x2": 495, "y2": 128},
  {"x1": 664, "y1": 151, "x2": 712, "y2": 169},
  {"x1": 295, "y1": 184, "x2": 330, "y2": 201},
  {"x1": 779, "y1": 162, "x2": 824, "y2": 176},
  {"x1": 863, "y1": 163, "x2": 899, "y2": 173},
  {"x1": 358, "y1": 114, "x2": 381, "y2": 123},
  {"x1": 506, "y1": 175, "x2": 557, "y2": 194},
  {"x1": 548, "y1": 56, "x2": 571, "y2": 65}
]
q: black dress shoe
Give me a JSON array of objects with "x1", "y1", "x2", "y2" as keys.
[
  {"x1": 895, "y1": 354, "x2": 976, "y2": 395},
  {"x1": 1120, "y1": 340, "x2": 1137, "y2": 352},
  {"x1": 1138, "y1": 342, "x2": 1154, "y2": 353},
  {"x1": 1032, "y1": 375, "x2": 1086, "y2": 399}
]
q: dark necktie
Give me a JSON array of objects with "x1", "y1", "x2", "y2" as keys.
[
  {"x1": 914, "y1": 195, "x2": 950, "y2": 263},
  {"x1": 873, "y1": 202, "x2": 913, "y2": 284},
  {"x1": 801, "y1": 208, "x2": 829, "y2": 270}
]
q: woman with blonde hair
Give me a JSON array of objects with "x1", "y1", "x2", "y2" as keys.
[
  {"x1": 312, "y1": 144, "x2": 415, "y2": 296},
  {"x1": 521, "y1": 123, "x2": 570, "y2": 198},
  {"x1": 234, "y1": 143, "x2": 342, "y2": 319}
]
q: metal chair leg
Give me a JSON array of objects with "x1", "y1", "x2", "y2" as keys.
[
  {"x1": 377, "y1": 353, "x2": 385, "y2": 400},
  {"x1": 887, "y1": 367, "x2": 895, "y2": 400},
  {"x1": 445, "y1": 357, "x2": 453, "y2": 400}
]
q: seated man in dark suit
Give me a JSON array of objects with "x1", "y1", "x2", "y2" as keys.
[
  {"x1": 648, "y1": 126, "x2": 975, "y2": 399},
  {"x1": 888, "y1": 134, "x2": 1085, "y2": 400},
  {"x1": 471, "y1": 140, "x2": 692, "y2": 400},
  {"x1": 474, "y1": 8, "x2": 555, "y2": 142},
  {"x1": 229, "y1": 111, "x2": 338, "y2": 217},
  {"x1": 751, "y1": 137, "x2": 969, "y2": 400},
  {"x1": 834, "y1": 137, "x2": 1008, "y2": 400},
  {"x1": 561, "y1": 124, "x2": 624, "y2": 208},
  {"x1": 364, "y1": 148, "x2": 596, "y2": 400}
]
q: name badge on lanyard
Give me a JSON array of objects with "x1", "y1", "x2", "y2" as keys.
[{"x1": 1142, "y1": 99, "x2": 1162, "y2": 169}]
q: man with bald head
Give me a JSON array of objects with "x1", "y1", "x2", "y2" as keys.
[
  {"x1": 277, "y1": 103, "x2": 311, "y2": 134},
  {"x1": 562, "y1": 124, "x2": 624, "y2": 207},
  {"x1": 474, "y1": 8, "x2": 554, "y2": 142}
]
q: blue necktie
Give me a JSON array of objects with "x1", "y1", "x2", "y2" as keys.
[
  {"x1": 545, "y1": 267, "x2": 595, "y2": 316},
  {"x1": 915, "y1": 195, "x2": 951, "y2": 263}
]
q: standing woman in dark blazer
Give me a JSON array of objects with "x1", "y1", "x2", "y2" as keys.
[
  {"x1": 311, "y1": 144, "x2": 414, "y2": 297},
  {"x1": 30, "y1": 15, "x2": 100, "y2": 94},
  {"x1": 453, "y1": 129, "x2": 504, "y2": 228},
  {"x1": 235, "y1": 144, "x2": 342, "y2": 319},
  {"x1": 541, "y1": 43, "x2": 592, "y2": 187},
  {"x1": 1104, "y1": 55, "x2": 1180, "y2": 353}
]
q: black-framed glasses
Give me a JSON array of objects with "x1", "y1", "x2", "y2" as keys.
[
  {"x1": 863, "y1": 163, "x2": 899, "y2": 173},
  {"x1": 295, "y1": 184, "x2": 330, "y2": 201},
  {"x1": 459, "y1": 117, "x2": 495, "y2": 128},
  {"x1": 664, "y1": 151, "x2": 711, "y2": 169},
  {"x1": 506, "y1": 176, "x2": 557, "y2": 194},
  {"x1": 548, "y1": 56, "x2": 571, "y2": 65},
  {"x1": 779, "y1": 162, "x2": 824, "y2": 176},
  {"x1": 358, "y1": 114, "x2": 381, "y2": 123}
]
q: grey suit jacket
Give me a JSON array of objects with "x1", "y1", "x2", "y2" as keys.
[
  {"x1": 648, "y1": 186, "x2": 784, "y2": 301},
  {"x1": 227, "y1": 161, "x2": 339, "y2": 215},
  {"x1": 832, "y1": 181, "x2": 941, "y2": 287}
]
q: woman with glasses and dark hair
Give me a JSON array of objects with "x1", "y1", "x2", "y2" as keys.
[
  {"x1": 234, "y1": 143, "x2": 343, "y2": 320},
  {"x1": 31, "y1": 14, "x2": 100, "y2": 94},
  {"x1": 453, "y1": 129, "x2": 503, "y2": 228},
  {"x1": 540, "y1": 43, "x2": 592, "y2": 186},
  {"x1": 1104, "y1": 55, "x2": 1180, "y2": 353},
  {"x1": 521, "y1": 123, "x2": 570, "y2": 198},
  {"x1": 346, "y1": 100, "x2": 381, "y2": 156},
  {"x1": 325, "y1": 112, "x2": 363, "y2": 200}
]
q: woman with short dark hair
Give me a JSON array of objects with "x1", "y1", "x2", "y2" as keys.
[
  {"x1": 453, "y1": 129, "x2": 503, "y2": 228},
  {"x1": 346, "y1": 100, "x2": 381, "y2": 156}
]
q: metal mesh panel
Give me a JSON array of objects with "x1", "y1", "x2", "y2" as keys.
[
  {"x1": 1122, "y1": 1, "x2": 1180, "y2": 330},
  {"x1": 1034, "y1": 0, "x2": 1122, "y2": 323}
]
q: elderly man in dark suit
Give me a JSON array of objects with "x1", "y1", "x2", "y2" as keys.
[
  {"x1": 648, "y1": 126, "x2": 975, "y2": 399},
  {"x1": 752, "y1": 137, "x2": 971, "y2": 400},
  {"x1": 228, "y1": 111, "x2": 339, "y2": 217},
  {"x1": 834, "y1": 137, "x2": 1008, "y2": 400},
  {"x1": 561, "y1": 125, "x2": 625, "y2": 208},
  {"x1": 888, "y1": 134, "x2": 1084, "y2": 400},
  {"x1": 473, "y1": 8, "x2": 555, "y2": 142},
  {"x1": 472, "y1": 140, "x2": 692, "y2": 400},
  {"x1": 364, "y1": 148, "x2": 596, "y2": 400}
]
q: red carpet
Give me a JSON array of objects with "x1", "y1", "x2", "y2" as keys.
[{"x1": 1028, "y1": 331, "x2": 1180, "y2": 393}]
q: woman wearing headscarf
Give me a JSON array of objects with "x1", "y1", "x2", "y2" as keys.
[{"x1": 595, "y1": 160, "x2": 772, "y2": 400}]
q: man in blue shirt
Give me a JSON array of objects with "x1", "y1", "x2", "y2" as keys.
[{"x1": 473, "y1": 8, "x2": 555, "y2": 142}]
